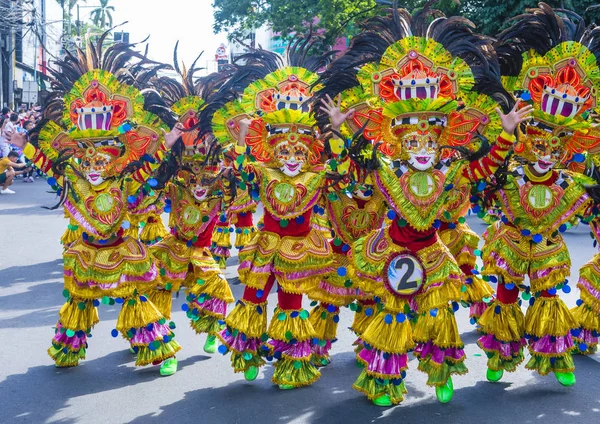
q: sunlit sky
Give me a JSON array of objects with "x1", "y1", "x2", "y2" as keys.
[{"x1": 87, "y1": 0, "x2": 230, "y2": 73}]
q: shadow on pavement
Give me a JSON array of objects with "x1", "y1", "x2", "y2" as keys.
[{"x1": 122, "y1": 354, "x2": 600, "y2": 424}]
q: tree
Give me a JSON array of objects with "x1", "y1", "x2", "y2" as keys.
[
  {"x1": 90, "y1": 0, "x2": 114, "y2": 29},
  {"x1": 455, "y1": 0, "x2": 600, "y2": 36},
  {"x1": 212, "y1": 0, "x2": 382, "y2": 45},
  {"x1": 212, "y1": 0, "x2": 600, "y2": 44}
]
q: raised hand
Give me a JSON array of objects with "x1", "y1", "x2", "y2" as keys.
[
  {"x1": 238, "y1": 118, "x2": 252, "y2": 146},
  {"x1": 320, "y1": 94, "x2": 355, "y2": 132},
  {"x1": 497, "y1": 100, "x2": 534, "y2": 135},
  {"x1": 8, "y1": 131, "x2": 28, "y2": 148},
  {"x1": 162, "y1": 123, "x2": 185, "y2": 148}
]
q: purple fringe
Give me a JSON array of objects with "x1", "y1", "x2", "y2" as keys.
[
  {"x1": 53, "y1": 322, "x2": 87, "y2": 350},
  {"x1": 358, "y1": 347, "x2": 409, "y2": 375},
  {"x1": 219, "y1": 328, "x2": 261, "y2": 352},
  {"x1": 191, "y1": 297, "x2": 227, "y2": 316},
  {"x1": 269, "y1": 339, "x2": 312, "y2": 359},
  {"x1": 528, "y1": 334, "x2": 574, "y2": 355},
  {"x1": 478, "y1": 334, "x2": 526, "y2": 358},
  {"x1": 130, "y1": 322, "x2": 172, "y2": 345},
  {"x1": 414, "y1": 341, "x2": 466, "y2": 365}
]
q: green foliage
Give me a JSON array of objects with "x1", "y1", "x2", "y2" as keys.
[
  {"x1": 90, "y1": 0, "x2": 115, "y2": 29},
  {"x1": 455, "y1": 0, "x2": 600, "y2": 36},
  {"x1": 212, "y1": 0, "x2": 600, "y2": 43},
  {"x1": 212, "y1": 0, "x2": 381, "y2": 44}
]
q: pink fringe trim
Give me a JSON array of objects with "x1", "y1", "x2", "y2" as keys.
[
  {"x1": 53, "y1": 322, "x2": 87, "y2": 350},
  {"x1": 190, "y1": 297, "x2": 227, "y2": 317},
  {"x1": 528, "y1": 334, "x2": 574, "y2": 356},
  {"x1": 269, "y1": 339, "x2": 312, "y2": 359},
  {"x1": 130, "y1": 322, "x2": 172, "y2": 345},
  {"x1": 414, "y1": 341, "x2": 466, "y2": 365},
  {"x1": 478, "y1": 334, "x2": 526, "y2": 358},
  {"x1": 219, "y1": 328, "x2": 261, "y2": 353},
  {"x1": 358, "y1": 348, "x2": 409, "y2": 375}
]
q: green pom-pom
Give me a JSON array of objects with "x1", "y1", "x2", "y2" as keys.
[
  {"x1": 299, "y1": 310, "x2": 309, "y2": 320},
  {"x1": 77, "y1": 302, "x2": 86, "y2": 311},
  {"x1": 285, "y1": 331, "x2": 293, "y2": 340},
  {"x1": 293, "y1": 360, "x2": 303, "y2": 369},
  {"x1": 197, "y1": 279, "x2": 205, "y2": 285},
  {"x1": 165, "y1": 282, "x2": 173, "y2": 291},
  {"x1": 278, "y1": 312, "x2": 287, "y2": 321},
  {"x1": 280, "y1": 219, "x2": 289, "y2": 228}
]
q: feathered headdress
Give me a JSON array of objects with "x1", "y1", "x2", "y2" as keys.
[
  {"x1": 203, "y1": 33, "x2": 335, "y2": 166},
  {"x1": 315, "y1": 0, "x2": 505, "y2": 160},
  {"x1": 32, "y1": 30, "x2": 170, "y2": 178},
  {"x1": 495, "y1": 2, "x2": 600, "y2": 161}
]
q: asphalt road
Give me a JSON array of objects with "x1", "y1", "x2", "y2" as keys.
[{"x1": 2, "y1": 180, "x2": 600, "y2": 424}]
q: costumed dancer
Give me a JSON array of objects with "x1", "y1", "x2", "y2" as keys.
[
  {"x1": 477, "y1": 3, "x2": 600, "y2": 386},
  {"x1": 11, "y1": 36, "x2": 183, "y2": 375},
  {"x1": 149, "y1": 140, "x2": 235, "y2": 354},
  {"x1": 572, "y1": 189, "x2": 600, "y2": 355},
  {"x1": 145, "y1": 61, "x2": 236, "y2": 353},
  {"x1": 207, "y1": 37, "x2": 336, "y2": 389},
  {"x1": 307, "y1": 95, "x2": 388, "y2": 367},
  {"x1": 315, "y1": 4, "x2": 532, "y2": 405}
]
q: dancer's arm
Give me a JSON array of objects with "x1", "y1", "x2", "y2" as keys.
[{"x1": 462, "y1": 101, "x2": 533, "y2": 182}]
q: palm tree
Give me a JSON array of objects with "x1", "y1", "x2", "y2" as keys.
[{"x1": 90, "y1": 0, "x2": 115, "y2": 29}]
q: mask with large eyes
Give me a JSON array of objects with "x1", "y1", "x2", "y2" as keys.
[
  {"x1": 187, "y1": 173, "x2": 216, "y2": 202},
  {"x1": 81, "y1": 153, "x2": 112, "y2": 186},
  {"x1": 522, "y1": 127, "x2": 570, "y2": 174},
  {"x1": 404, "y1": 133, "x2": 438, "y2": 171},
  {"x1": 530, "y1": 139, "x2": 565, "y2": 174},
  {"x1": 275, "y1": 140, "x2": 308, "y2": 177}
]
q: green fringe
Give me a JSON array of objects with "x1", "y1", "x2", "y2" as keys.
[
  {"x1": 230, "y1": 351, "x2": 266, "y2": 373},
  {"x1": 189, "y1": 314, "x2": 222, "y2": 335},
  {"x1": 135, "y1": 338, "x2": 181, "y2": 366},
  {"x1": 417, "y1": 359, "x2": 468, "y2": 387},
  {"x1": 272, "y1": 356, "x2": 321, "y2": 387},
  {"x1": 352, "y1": 370, "x2": 407, "y2": 404},
  {"x1": 48, "y1": 345, "x2": 86, "y2": 367},
  {"x1": 482, "y1": 348, "x2": 525, "y2": 372},
  {"x1": 525, "y1": 353, "x2": 575, "y2": 376}
]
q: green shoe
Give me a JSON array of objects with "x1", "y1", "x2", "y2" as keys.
[
  {"x1": 203, "y1": 335, "x2": 217, "y2": 354},
  {"x1": 554, "y1": 371, "x2": 576, "y2": 387},
  {"x1": 372, "y1": 394, "x2": 392, "y2": 407},
  {"x1": 435, "y1": 377, "x2": 454, "y2": 404},
  {"x1": 244, "y1": 365, "x2": 258, "y2": 381},
  {"x1": 278, "y1": 384, "x2": 295, "y2": 390},
  {"x1": 159, "y1": 357, "x2": 178, "y2": 376},
  {"x1": 486, "y1": 368, "x2": 504, "y2": 382}
]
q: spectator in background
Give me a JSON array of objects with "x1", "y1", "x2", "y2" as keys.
[
  {"x1": 0, "y1": 112, "x2": 17, "y2": 158},
  {"x1": 19, "y1": 120, "x2": 36, "y2": 182},
  {"x1": 0, "y1": 150, "x2": 29, "y2": 194}
]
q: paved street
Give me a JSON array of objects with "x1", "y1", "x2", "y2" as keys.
[{"x1": 2, "y1": 180, "x2": 600, "y2": 424}]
